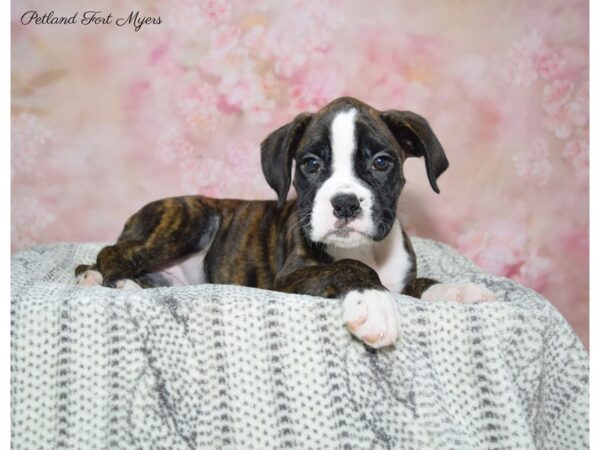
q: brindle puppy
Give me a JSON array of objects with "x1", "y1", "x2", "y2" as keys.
[{"x1": 76, "y1": 97, "x2": 495, "y2": 348}]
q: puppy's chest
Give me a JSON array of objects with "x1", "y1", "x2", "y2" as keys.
[{"x1": 325, "y1": 222, "x2": 412, "y2": 293}]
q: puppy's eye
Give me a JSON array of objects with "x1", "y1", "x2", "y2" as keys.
[
  {"x1": 371, "y1": 155, "x2": 392, "y2": 171},
  {"x1": 303, "y1": 157, "x2": 321, "y2": 174}
]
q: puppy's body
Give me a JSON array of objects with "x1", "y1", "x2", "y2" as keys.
[
  {"x1": 77, "y1": 97, "x2": 495, "y2": 348},
  {"x1": 76, "y1": 197, "x2": 428, "y2": 297}
]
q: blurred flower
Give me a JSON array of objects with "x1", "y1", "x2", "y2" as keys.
[
  {"x1": 542, "y1": 79, "x2": 573, "y2": 114},
  {"x1": 503, "y1": 31, "x2": 544, "y2": 86},
  {"x1": 565, "y1": 99, "x2": 588, "y2": 127},
  {"x1": 503, "y1": 30, "x2": 567, "y2": 86},
  {"x1": 512, "y1": 138, "x2": 552, "y2": 186},
  {"x1": 535, "y1": 49, "x2": 566, "y2": 80},
  {"x1": 155, "y1": 128, "x2": 193, "y2": 163},
  {"x1": 371, "y1": 73, "x2": 408, "y2": 104},
  {"x1": 209, "y1": 24, "x2": 242, "y2": 58},
  {"x1": 175, "y1": 83, "x2": 220, "y2": 130},
  {"x1": 165, "y1": 0, "x2": 206, "y2": 34},
  {"x1": 456, "y1": 229, "x2": 489, "y2": 260},
  {"x1": 543, "y1": 81, "x2": 588, "y2": 139},
  {"x1": 225, "y1": 141, "x2": 259, "y2": 178},
  {"x1": 289, "y1": 69, "x2": 344, "y2": 111},
  {"x1": 12, "y1": 113, "x2": 53, "y2": 176},
  {"x1": 513, "y1": 251, "x2": 551, "y2": 291},
  {"x1": 178, "y1": 154, "x2": 206, "y2": 193},
  {"x1": 243, "y1": 25, "x2": 269, "y2": 57},
  {"x1": 204, "y1": 0, "x2": 233, "y2": 24},
  {"x1": 273, "y1": 42, "x2": 308, "y2": 78},
  {"x1": 457, "y1": 224, "x2": 550, "y2": 291},
  {"x1": 11, "y1": 199, "x2": 55, "y2": 250},
  {"x1": 564, "y1": 84, "x2": 589, "y2": 127},
  {"x1": 458, "y1": 225, "x2": 524, "y2": 275},
  {"x1": 562, "y1": 130, "x2": 589, "y2": 173}
]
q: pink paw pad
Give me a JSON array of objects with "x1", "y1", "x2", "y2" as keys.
[{"x1": 342, "y1": 289, "x2": 400, "y2": 349}]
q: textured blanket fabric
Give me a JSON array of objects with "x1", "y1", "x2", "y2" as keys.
[{"x1": 11, "y1": 239, "x2": 588, "y2": 449}]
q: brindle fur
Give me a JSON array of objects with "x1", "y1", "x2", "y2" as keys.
[{"x1": 75, "y1": 195, "x2": 435, "y2": 297}]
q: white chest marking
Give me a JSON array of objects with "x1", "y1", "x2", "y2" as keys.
[{"x1": 325, "y1": 219, "x2": 412, "y2": 293}]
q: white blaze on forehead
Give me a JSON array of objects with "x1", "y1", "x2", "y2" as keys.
[
  {"x1": 309, "y1": 107, "x2": 376, "y2": 247},
  {"x1": 330, "y1": 108, "x2": 358, "y2": 182}
]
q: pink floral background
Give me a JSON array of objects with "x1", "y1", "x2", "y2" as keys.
[{"x1": 11, "y1": 0, "x2": 589, "y2": 347}]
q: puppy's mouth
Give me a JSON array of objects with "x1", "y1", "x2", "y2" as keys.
[
  {"x1": 333, "y1": 227, "x2": 355, "y2": 238},
  {"x1": 329, "y1": 219, "x2": 368, "y2": 238}
]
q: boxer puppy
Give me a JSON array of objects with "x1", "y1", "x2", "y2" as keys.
[{"x1": 76, "y1": 97, "x2": 495, "y2": 348}]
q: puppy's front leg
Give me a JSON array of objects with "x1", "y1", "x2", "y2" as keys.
[
  {"x1": 403, "y1": 277, "x2": 496, "y2": 304},
  {"x1": 276, "y1": 259, "x2": 400, "y2": 349}
]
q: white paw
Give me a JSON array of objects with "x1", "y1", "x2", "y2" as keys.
[
  {"x1": 115, "y1": 279, "x2": 142, "y2": 290},
  {"x1": 422, "y1": 282, "x2": 496, "y2": 304},
  {"x1": 76, "y1": 270, "x2": 103, "y2": 286},
  {"x1": 342, "y1": 289, "x2": 400, "y2": 349}
]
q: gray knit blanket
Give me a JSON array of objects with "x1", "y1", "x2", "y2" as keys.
[{"x1": 11, "y1": 239, "x2": 588, "y2": 449}]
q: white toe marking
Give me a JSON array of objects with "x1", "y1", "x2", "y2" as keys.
[
  {"x1": 76, "y1": 270, "x2": 103, "y2": 286},
  {"x1": 76, "y1": 271, "x2": 143, "y2": 290},
  {"x1": 342, "y1": 289, "x2": 400, "y2": 349},
  {"x1": 115, "y1": 279, "x2": 142, "y2": 290},
  {"x1": 422, "y1": 282, "x2": 496, "y2": 304}
]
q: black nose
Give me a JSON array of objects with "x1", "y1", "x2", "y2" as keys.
[{"x1": 331, "y1": 194, "x2": 361, "y2": 219}]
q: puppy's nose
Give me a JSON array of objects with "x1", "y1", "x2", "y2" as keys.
[{"x1": 331, "y1": 194, "x2": 361, "y2": 219}]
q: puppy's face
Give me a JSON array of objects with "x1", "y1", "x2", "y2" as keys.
[
  {"x1": 293, "y1": 108, "x2": 403, "y2": 247},
  {"x1": 261, "y1": 97, "x2": 448, "y2": 248}
]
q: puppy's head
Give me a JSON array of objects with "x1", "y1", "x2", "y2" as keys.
[{"x1": 261, "y1": 97, "x2": 448, "y2": 248}]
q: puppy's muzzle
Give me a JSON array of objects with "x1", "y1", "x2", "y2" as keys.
[{"x1": 331, "y1": 193, "x2": 361, "y2": 219}]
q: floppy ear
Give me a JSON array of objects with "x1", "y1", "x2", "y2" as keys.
[
  {"x1": 261, "y1": 112, "x2": 313, "y2": 206},
  {"x1": 380, "y1": 110, "x2": 449, "y2": 193}
]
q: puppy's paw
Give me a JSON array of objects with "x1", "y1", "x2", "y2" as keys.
[
  {"x1": 76, "y1": 270, "x2": 141, "y2": 290},
  {"x1": 342, "y1": 289, "x2": 400, "y2": 349},
  {"x1": 114, "y1": 279, "x2": 142, "y2": 290},
  {"x1": 76, "y1": 270, "x2": 103, "y2": 287},
  {"x1": 422, "y1": 282, "x2": 496, "y2": 304}
]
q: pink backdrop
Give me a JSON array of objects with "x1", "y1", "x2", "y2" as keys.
[{"x1": 11, "y1": 0, "x2": 589, "y2": 347}]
